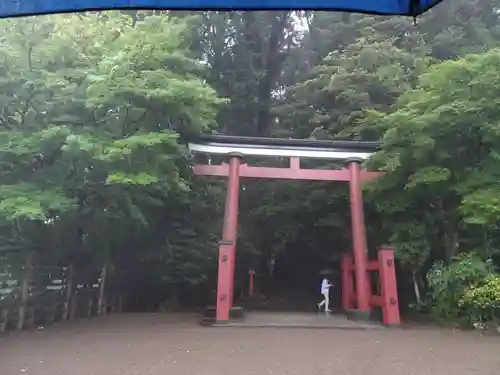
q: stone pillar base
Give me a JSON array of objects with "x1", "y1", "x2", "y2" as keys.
[
  {"x1": 201, "y1": 305, "x2": 245, "y2": 326},
  {"x1": 346, "y1": 309, "x2": 372, "y2": 322}
]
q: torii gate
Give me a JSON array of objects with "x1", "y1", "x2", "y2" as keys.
[{"x1": 188, "y1": 135, "x2": 400, "y2": 326}]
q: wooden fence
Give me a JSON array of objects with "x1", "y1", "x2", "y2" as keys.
[{"x1": 0, "y1": 253, "x2": 123, "y2": 333}]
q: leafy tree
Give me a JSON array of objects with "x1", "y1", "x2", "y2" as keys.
[
  {"x1": 192, "y1": 11, "x2": 294, "y2": 136},
  {"x1": 426, "y1": 253, "x2": 494, "y2": 322},
  {"x1": 0, "y1": 12, "x2": 225, "y2": 306},
  {"x1": 275, "y1": 35, "x2": 429, "y2": 140},
  {"x1": 364, "y1": 49, "x2": 500, "y2": 309}
]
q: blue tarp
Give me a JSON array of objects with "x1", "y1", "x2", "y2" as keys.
[{"x1": 0, "y1": 0, "x2": 443, "y2": 19}]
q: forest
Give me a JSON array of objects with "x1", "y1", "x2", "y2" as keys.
[{"x1": 1, "y1": 0, "x2": 500, "y2": 329}]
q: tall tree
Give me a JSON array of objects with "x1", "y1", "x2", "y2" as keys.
[
  {"x1": 0, "y1": 12, "x2": 225, "y2": 306},
  {"x1": 194, "y1": 11, "x2": 294, "y2": 136},
  {"x1": 366, "y1": 49, "x2": 500, "y2": 285}
]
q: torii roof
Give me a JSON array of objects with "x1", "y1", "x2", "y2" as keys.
[{"x1": 188, "y1": 134, "x2": 380, "y2": 160}]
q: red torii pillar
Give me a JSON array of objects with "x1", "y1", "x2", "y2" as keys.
[
  {"x1": 347, "y1": 158, "x2": 371, "y2": 314},
  {"x1": 216, "y1": 154, "x2": 242, "y2": 322}
]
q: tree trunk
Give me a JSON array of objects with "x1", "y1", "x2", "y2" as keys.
[
  {"x1": 256, "y1": 12, "x2": 289, "y2": 136},
  {"x1": 87, "y1": 286, "x2": 93, "y2": 317},
  {"x1": 62, "y1": 264, "x2": 74, "y2": 321},
  {"x1": 70, "y1": 290, "x2": 77, "y2": 321},
  {"x1": 98, "y1": 265, "x2": 107, "y2": 316},
  {"x1": 443, "y1": 231, "x2": 459, "y2": 261},
  {"x1": 0, "y1": 308, "x2": 8, "y2": 333},
  {"x1": 17, "y1": 253, "x2": 33, "y2": 330},
  {"x1": 412, "y1": 271, "x2": 422, "y2": 305}
]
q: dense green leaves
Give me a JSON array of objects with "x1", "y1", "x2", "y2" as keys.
[
  {"x1": 275, "y1": 36, "x2": 429, "y2": 140},
  {"x1": 0, "y1": 13, "x2": 222, "y2": 223},
  {"x1": 426, "y1": 254, "x2": 495, "y2": 322},
  {"x1": 367, "y1": 49, "x2": 500, "y2": 263},
  {"x1": 0, "y1": 12, "x2": 225, "y2": 305}
]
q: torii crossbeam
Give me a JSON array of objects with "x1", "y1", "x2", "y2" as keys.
[{"x1": 190, "y1": 135, "x2": 383, "y2": 182}]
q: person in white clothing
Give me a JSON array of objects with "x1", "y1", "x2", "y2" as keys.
[{"x1": 317, "y1": 277, "x2": 332, "y2": 312}]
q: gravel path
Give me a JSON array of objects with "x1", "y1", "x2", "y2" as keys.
[{"x1": 0, "y1": 313, "x2": 498, "y2": 375}]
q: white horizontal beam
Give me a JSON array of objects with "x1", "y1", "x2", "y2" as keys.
[{"x1": 188, "y1": 142, "x2": 373, "y2": 160}]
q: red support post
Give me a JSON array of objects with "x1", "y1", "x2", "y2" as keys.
[
  {"x1": 377, "y1": 247, "x2": 401, "y2": 325},
  {"x1": 341, "y1": 254, "x2": 355, "y2": 310},
  {"x1": 347, "y1": 158, "x2": 371, "y2": 313},
  {"x1": 216, "y1": 154, "x2": 242, "y2": 322},
  {"x1": 222, "y1": 155, "x2": 242, "y2": 242}
]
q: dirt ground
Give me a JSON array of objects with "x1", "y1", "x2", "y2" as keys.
[{"x1": 0, "y1": 313, "x2": 499, "y2": 375}]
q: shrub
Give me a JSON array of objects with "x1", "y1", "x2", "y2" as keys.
[
  {"x1": 426, "y1": 253, "x2": 494, "y2": 322},
  {"x1": 459, "y1": 274, "x2": 500, "y2": 325}
]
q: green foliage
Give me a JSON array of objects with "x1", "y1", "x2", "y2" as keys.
[
  {"x1": 0, "y1": 11, "x2": 227, "y2": 303},
  {"x1": 406, "y1": 167, "x2": 451, "y2": 189},
  {"x1": 426, "y1": 254, "x2": 494, "y2": 321},
  {"x1": 193, "y1": 11, "x2": 292, "y2": 136},
  {"x1": 365, "y1": 47, "x2": 500, "y2": 276},
  {"x1": 459, "y1": 274, "x2": 500, "y2": 324},
  {"x1": 387, "y1": 221, "x2": 430, "y2": 270},
  {"x1": 84, "y1": 13, "x2": 225, "y2": 135},
  {"x1": 0, "y1": 184, "x2": 76, "y2": 221}
]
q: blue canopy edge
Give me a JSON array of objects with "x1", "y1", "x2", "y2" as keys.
[{"x1": 0, "y1": 0, "x2": 444, "y2": 19}]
